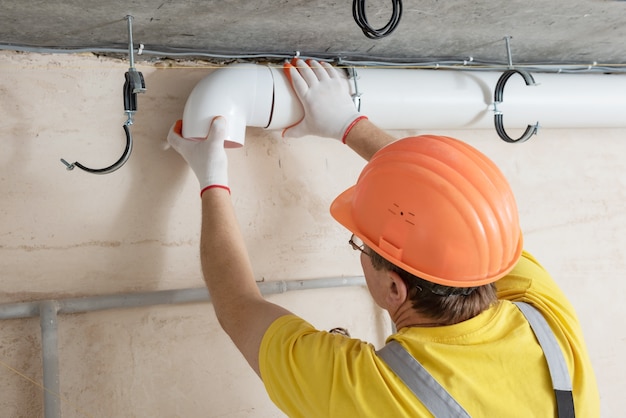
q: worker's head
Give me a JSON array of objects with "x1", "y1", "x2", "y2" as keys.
[{"x1": 331, "y1": 135, "x2": 523, "y2": 322}]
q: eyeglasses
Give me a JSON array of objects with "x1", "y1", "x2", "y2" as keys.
[{"x1": 348, "y1": 234, "x2": 369, "y2": 256}]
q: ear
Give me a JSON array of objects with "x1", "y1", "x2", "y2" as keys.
[{"x1": 385, "y1": 270, "x2": 409, "y2": 309}]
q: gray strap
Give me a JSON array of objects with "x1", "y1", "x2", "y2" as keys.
[
  {"x1": 513, "y1": 302, "x2": 572, "y2": 391},
  {"x1": 377, "y1": 302, "x2": 575, "y2": 418},
  {"x1": 514, "y1": 302, "x2": 575, "y2": 418},
  {"x1": 377, "y1": 340, "x2": 471, "y2": 418}
]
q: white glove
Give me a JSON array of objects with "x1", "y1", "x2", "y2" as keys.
[
  {"x1": 283, "y1": 59, "x2": 366, "y2": 143},
  {"x1": 167, "y1": 117, "x2": 229, "y2": 195}
]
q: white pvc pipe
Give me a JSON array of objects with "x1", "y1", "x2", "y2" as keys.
[
  {"x1": 181, "y1": 64, "x2": 626, "y2": 144},
  {"x1": 182, "y1": 64, "x2": 274, "y2": 147}
]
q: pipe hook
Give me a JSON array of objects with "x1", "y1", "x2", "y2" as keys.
[{"x1": 59, "y1": 15, "x2": 145, "y2": 174}]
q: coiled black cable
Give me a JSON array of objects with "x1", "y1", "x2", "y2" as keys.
[{"x1": 352, "y1": 0, "x2": 403, "y2": 39}]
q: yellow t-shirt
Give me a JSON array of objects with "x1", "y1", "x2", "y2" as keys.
[{"x1": 259, "y1": 251, "x2": 599, "y2": 417}]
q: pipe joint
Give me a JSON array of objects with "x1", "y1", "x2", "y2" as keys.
[{"x1": 182, "y1": 64, "x2": 274, "y2": 147}]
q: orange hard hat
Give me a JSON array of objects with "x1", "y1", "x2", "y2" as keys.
[{"x1": 330, "y1": 135, "x2": 523, "y2": 287}]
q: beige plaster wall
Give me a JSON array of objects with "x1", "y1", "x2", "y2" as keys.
[{"x1": 0, "y1": 51, "x2": 624, "y2": 417}]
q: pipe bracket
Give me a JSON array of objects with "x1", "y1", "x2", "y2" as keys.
[
  {"x1": 346, "y1": 66, "x2": 362, "y2": 112},
  {"x1": 493, "y1": 69, "x2": 540, "y2": 143},
  {"x1": 59, "y1": 123, "x2": 134, "y2": 174},
  {"x1": 59, "y1": 16, "x2": 145, "y2": 174}
]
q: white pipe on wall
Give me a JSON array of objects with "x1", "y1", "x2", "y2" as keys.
[
  {"x1": 181, "y1": 64, "x2": 626, "y2": 144},
  {"x1": 182, "y1": 64, "x2": 275, "y2": 147}
]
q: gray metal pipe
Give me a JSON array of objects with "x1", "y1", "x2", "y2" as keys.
[
  {"x1": 0, "y1": 276, "x2": 365, "y2": 320},
  {"x1": 0, "y1": 300, "x2": 40, "y2": 320},
  {"x1": 40, "y1": 301, "x2": 61, "y2": 418},
  {"x1": 2, "y1": 276, "x2": 365, "y2": 418}
]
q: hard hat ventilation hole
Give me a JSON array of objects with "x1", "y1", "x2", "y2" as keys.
[
  {"x1": 388, "y1": 204, "x2": 416, "y2": 226},
  {"x1": 388, "y1": 203, "x2": 401, "y2": 215}
]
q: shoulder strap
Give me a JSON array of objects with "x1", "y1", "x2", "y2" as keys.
[
  {"x1": 376, "y1": 340, "x2": 471, "y2": 418},
  {"x1": 513, "y1": 301, "x2": 575, "y2": 418},
  {"x1": 377, "y1": 302, "x2": 575, "y2": 418}
]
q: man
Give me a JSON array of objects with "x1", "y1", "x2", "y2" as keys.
[{"x1": 167, "y1": 59, "x2": 599, "y2": 417}]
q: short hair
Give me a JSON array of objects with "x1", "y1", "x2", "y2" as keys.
[{"x1": 367, "y1": 248, "x2": 497, "y2": 325}]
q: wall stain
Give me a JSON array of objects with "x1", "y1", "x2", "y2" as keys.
[{"x1": 0, "y1": 239, "x2": 195, "y2": 252}]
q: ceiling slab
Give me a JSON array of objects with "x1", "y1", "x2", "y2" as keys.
[{"x1": 1, "y1": 0, "x2": 625, "y2": 65}]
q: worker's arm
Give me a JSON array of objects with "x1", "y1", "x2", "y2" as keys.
[
  {"x1": 343, "y1": 117, "x2": 395, "y2": 161},
  {"x1": 166, "y1": 59, "x2": 393, "y2": 377},
  {"x1": 283, "y1": 59, "x2": 395, "y2": 161},
  {"x1": 167, "y1": 118, "x2": 292, "y2": 377},
  {"x1": 200, "y1": 187, "x2": 292, "y2": 376}
]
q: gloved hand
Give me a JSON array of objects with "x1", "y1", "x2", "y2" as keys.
[
  {"x1": 167, "y1": 117, "x2": 229, "y2": 196},
  {"x1": 283, "y1": 59, "x2": 367, "y2": 143}
]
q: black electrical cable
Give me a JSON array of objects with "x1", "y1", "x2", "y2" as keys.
[{"x1": 352, "y1": 0, "x2": 402, "y2": 39}]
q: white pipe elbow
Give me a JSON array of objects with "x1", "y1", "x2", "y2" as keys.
[
  {"x1": 182, "y1": 64, "x2": 274, "y2": 147},
  {"x1": 182, "y1": 64, "x2": 304, "y2": 147}
]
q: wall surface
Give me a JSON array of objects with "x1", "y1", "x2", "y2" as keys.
[{"x1": 1, "y1": 51, "x2": 624, "y2": 417}]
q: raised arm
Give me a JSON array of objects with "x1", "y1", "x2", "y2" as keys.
[
  {"x1": 167, "y1": 118, "x2": 292, "y2": 376},
  {"x1": 343, "y1": 117, "x2": 396, "y2": 161},
  {"x1": 165, "y1": 59, "x2": 395, "y2": 378},
  {"x1": 283, "y1": 59, "x2": 395, "y2": 161}
]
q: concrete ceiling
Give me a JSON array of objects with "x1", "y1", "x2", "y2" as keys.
[{"x1": 1, "y1": 0, "x2": 626, "y2": 66}]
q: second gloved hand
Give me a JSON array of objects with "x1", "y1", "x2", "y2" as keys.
[
  {"x1": 167, "y1": 117, "x2": 229, "y2": 196},
  {"x1": 283, "y1": 59, "x2": 366, "y2": 143}
]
